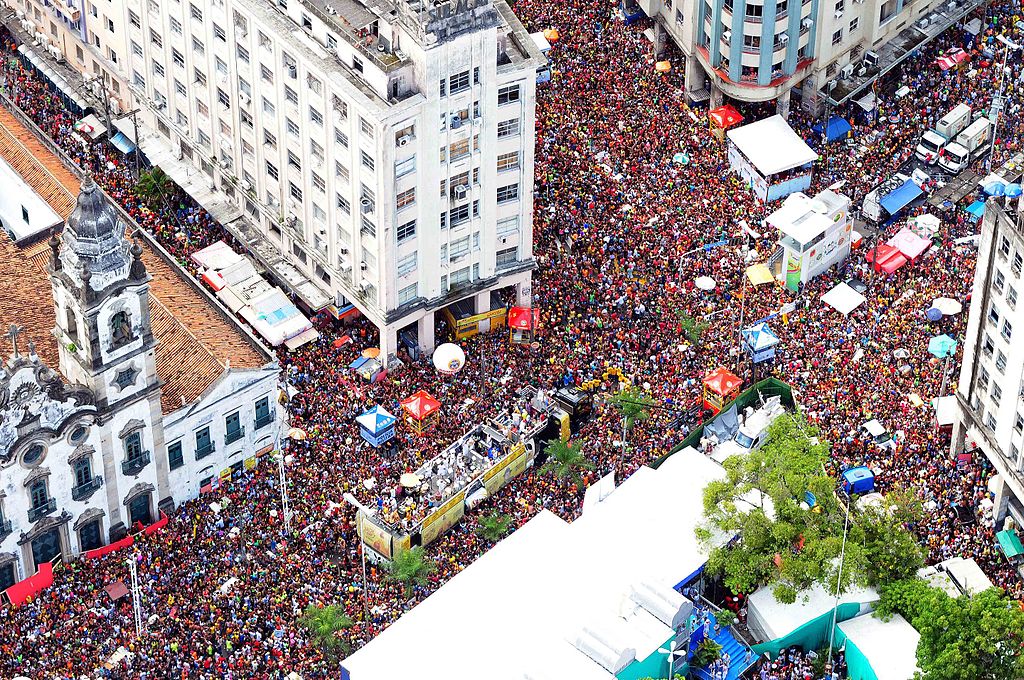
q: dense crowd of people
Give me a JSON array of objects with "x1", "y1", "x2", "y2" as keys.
[{"x1": 0, "y1": 0, "x2": 1023, "y2": 676}]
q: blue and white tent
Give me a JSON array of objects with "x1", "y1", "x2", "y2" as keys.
[
  {"x1": 741, "y1": 322, "x2": 781, "y2": 362},
  {"x1": 356, "y1": 406, "x2": 397, "y2": 447}
]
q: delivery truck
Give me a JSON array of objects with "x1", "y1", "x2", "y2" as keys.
[
  {"x1": 938, "y1": 117, "x2": 991, "y2": 174},
  {"x1": 916, "y1": 103, "x2": 972, "y2": 163}
]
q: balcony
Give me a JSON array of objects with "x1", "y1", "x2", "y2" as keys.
[
  {"x1": 121, "y1": 450, "x2": 151, "y2": 476},
  {"x1": 196, "y1": 442, "x2": 216, "y2": 459},
  {"x1": 72, "y1": 475, "x2": 103, "y2": 501},
  {"x1": 28, "y1": 499, "x2": 57, "y2": 523},
  {"x1": 255, "y1": 414, "x2": 274, "y2": 430},
  {"x1": 0, "y1": 519, "x2": 11, "y2": 539},
  {"x1": 225, "y1": 426, "x2": 246, "y2": 445}
]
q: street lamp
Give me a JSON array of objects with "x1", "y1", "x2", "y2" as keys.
[
  {"x1": 343, "y1": 492, "x2": 373, "y2": 622},
  {"x1": 274, "y1": 425, "x2": 306, "y2": 535},
  {"x1": 987, "y1": 35, "x2": 1021, "y2": 172}
]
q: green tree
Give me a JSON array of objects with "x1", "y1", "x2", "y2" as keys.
[
  {"x1": 609, "y1": 386, "x2": 655, "y2": 430},
  {"x1": 678, "y1": 312, "x2": 710, "y2": 344},
  {"x1": 387, "y1": 546, "x2": 436, "y2": 597},
  {"x1": 135, "y1": 168, "x2": 173, "y2": 208},
  {"x1": 298, "y1": 603, "x2": 353, "y2": 660},
  {"x1": 697, "y1": 415, "x2": 923, "y2": 603},
  {"x1": 691, "y1": 639, "x2": 723, "y2": 668},
  {"x1": 475, "y1": 512, "x2": 513, "y2": 543},
  {"x1": 540, "y1": 438, "x2": 595, "y2": 490},
  {"x1": 877, "y1": 580, "x2": 1024, "y2": 680}
]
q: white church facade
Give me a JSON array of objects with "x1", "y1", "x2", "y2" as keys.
[{"x1": 0, "y1": 176, "x2": 281, "y2": 590}]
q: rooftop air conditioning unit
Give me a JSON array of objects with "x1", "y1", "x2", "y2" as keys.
[
  {"x1": 397, "y1": 135, "x2": 411, "y2": 147},
  {"x1": 840, "y1": 63, "x2": 855, "y2": 78},
  {"x1": 802, "y1": 17, "x2": 814, "y2": 28},
  {"x1": 324, "y1": 4, "x2": 337, "y2": 14},
  {"x1": 863, "y1": 50, "x2": 879, "y2": 66},
  {"x1": 916, "y1": 17, "x2": 930, "y2": 29}
]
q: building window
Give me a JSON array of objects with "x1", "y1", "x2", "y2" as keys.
[
  {"x1": 266, "y1": 162, "x2": 279, "y2": 180},
  {"x1": 1009, "y1": 285, "x2": 1018, "y2": 310},
  {"x1": 497, "y1": 118, "x2": 520, "y2": 138},
  {"x1": 497, "y1": 152, "x2": 520, "y2": 172},
  {"x1": 312, "y1": 173, "x2": 326, "y2": 193},
  {"x1": 497, "y1": 184, "x2": 519, "y2": 203},
  {"x1": 993, "y1": 383, "x2": 1003, "y2": 404},
  {"x1": 450, "y1": 236, "x2": 470, "y2": 259},
  {"x1": 237, "y1": 44, "x2": 250, "y2": 63},
  {"x1": 337, "y1": 194, "x2": 350, "y2": 214},
  {"x1": 396, "y1": 188, "x2": 416, "y2": 210},
  {"x1": 986, "y1": 413, "x2": 997, "y2": 430},
  {"x1": 989, "y1": 304, "x2": 1001, "y2": 325},
  {"x1": 129, "y1": 9, "x2": 140, "y2": 27},
  {"x1": 360, "y1": 117, "x2": 374, "y2": 137},
  {"x1": 30, "y1": 479, "x2": 48, "y2": 508},
  {"x1": 1014, "y1": 253, "x2": 1023, "y2": 277},
  {"x1": 832, "y1": 29, "x2": 843, "y2": 45},
  {"x1": 225, "y1": 412, "x2": 244, "y2": 444},
  {"x1": 190, "y1": 3, "x2": 202, "y2": 20},
  {"x1": 999, "y1": 236, "x2": 1011, "y2": 258},
  {"x1": 286, "y1": 118, "x2": 300, "y2": 137},
  {"x1": 451, "y1": 266, "x2": 471, "y2": 286},
  {"x1": 398, "y1": 283, "x2": 418, "y2": 305},
  {"x1": 496, "y1": 247, "x2": 518, "y2": 268},
  {"x1": 255, "y1": 397, "x2": 272, "y2": 429},
  {"x1": 995, "y1": 269, "x2": 1006, "y2": 293},
  {"x1": 195, "y1": 427, "x2": 214, "y2": 459},
  {"x1": 288, "y1": 150, "x2": 302, "y2": 170},
  {"x1": 289, "y1": 183, "x2": 303, "y2": 201},
  {"x1": 849, "y1": 17, "x2": 859, "y2": 31},
  {"x1": 397, "y1": 220, "x2": 416, "y2": 243},
  {"x1": 73, "y1": 457, "x2": 92, "y2": 488},
  {"x1": 449, "y1": 139, "x2": 470, "y2": 160},
  {"x1": 310, "y1": 107, "x2": 323, "y2": 126},
  {"x1": 449, "y1": 70, "x2": 470, "y2": 93},
  {"x1": 168, "y1": 441, "x2": 184, "y2": 470},
  {"x1": 395, "y1": 156, "x2": 416, "y2": 178},
  {"x1": 996, "y1": 350, "x2": 1008, "y2": 373},
  {"x1": 1003, "y1": 320, "x2": 1013, "y2": 342},
  {"x1": 24, "y1": 443, "x2": 44, "y2": 466},
  {"x1": 450, "y1": 205, "x2": 470, "y2": 228},
  {"x1": 263, "y1": 97, "x2": 275, "y2": 116},
  {"x1": 497, "y1": 215, "x2": 519, "y2": 236},
  {"x1": 361, "y1": 151, "x2": 375, "y2": 171},
  {"x1": 397, "y1": 252, "x2": 417, "y2": 277},
  {"x1": 150, "y1": 29, "x2": 162, "y2": 48},
  {"x1": 1016, "y1": 413, "x2": 1024, "y2": 435},
  {"x1": 361, "y1": 217, "x2": 376, "y2": 238},
  {"x1": 498, "y1": 85, "x2": 520, "y2": 106}
]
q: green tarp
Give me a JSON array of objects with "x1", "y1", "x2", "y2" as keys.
[
  {"x1": 831, "y1": 623, "x2": 878, "y2": 680},
  {"x1": 997, "y1": 528, "x2": 1024, "y2": 559},
  {"x1": 751, "y1": 602, "x2": 862, "y2": 660}
]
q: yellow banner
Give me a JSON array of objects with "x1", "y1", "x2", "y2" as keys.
[
  {"x1": 420, "y1": 490, "x2": 466, "y2": 546},
  {"x1": 456, "y1": 307, "x2": 507, "y2": 330},
  {"x1": 357, "y1": 511, "x2": 393, "y2": 559},
  {"x1": 244, "y1": 456, "x2": 258, "y2": 470},
  {"x1": 483, "y1": 443, "x2": 528, "y2": 496}
]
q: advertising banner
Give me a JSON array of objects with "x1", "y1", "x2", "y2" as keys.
[
  {"x1": 419, "y1": 490, "x2": 466, "y2": 546},
  {"x1": 785, "y1": 252, "x2": 802, "y2": 292},
  {"x1": 357, "y1": 511, "x2": 394, "y2": 559}
]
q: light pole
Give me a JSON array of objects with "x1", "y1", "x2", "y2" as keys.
[
  {"x1": 343, "y1": 492, "x2": 372, "y2": 622},
  {"x1": 127, "y1": 551, "x2": 143, "y2": 637},
  {"x1": 987, "y1": 35, "x2": 1021, "y2": 172},
  {"x1": 826, "y1": 498, "x2": 851, "y2": 670},
  {"x1": 275, "y1": 425, "x2": 306, "y2": 535}
]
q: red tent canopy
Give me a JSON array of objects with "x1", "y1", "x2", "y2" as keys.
[
  {"x1": 4, "y1": 561, "x2": 53, "y2": 606},
  {"x1": 879, "y1": 253, "x2": 909, "y2": 274},
  {"x1": 508, "y1": 306, "x2": 539, "y2": 330},
  {"x1": 704, "y1": 367, "x2": 743, "y2": 397},
  {"x1": 709, "y1": 104, "x2": 744, "y2": 130},
  {"x1": 401, "y1": 390, "x2": 441, "y2": 421},
  {"x1": 864, "y1": 243, "x2": 899, "y2": 263}
]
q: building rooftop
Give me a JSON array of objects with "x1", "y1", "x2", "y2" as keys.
[{"x1": 0, "y1": 106, "x2": 273, "y2": 414}]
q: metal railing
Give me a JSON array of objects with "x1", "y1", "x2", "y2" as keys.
[
  {"x1": 121, "y1": 450, "x2": 151, "y2": 476},
  {"x1": 72, "y1": 475, "x2": 103, "y2": 501},
  {"x1": 28, "y1": 498, "x2": 57, "y2": 523},
  {"x1": 0, "y1": 518, "x2": 11, "y2": 537},
  {"x1": 225, "y1": 426, "x2": 246, "y2": 445},
  {"x1": 196, "y1": 443, "x2": 216, "y2": 460},
  {"x1": 255, "y1": 414, "x2": 274, "y2": 430}
]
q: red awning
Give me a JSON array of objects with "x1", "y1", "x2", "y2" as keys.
[
  {"x1": 401, "y1": 390, "x2": 441, "y2": 421},
  {"x1": 709, "y1": 104, "x2": 744, "y2": 129},
  {"x1": 508, "y1": 306, "x2": 539, "y2": 330},
  {"x1": 5, "y1": 561, "x2": 53, "y2": 606},
  {"x1": 104, "y1": 581, "x2": 129, "y2": 601},
  {"x1": 864, "y1": 243, "x2": 899, "y2": 263},
  {"x1": 703, "y1": 366, "x2": 743, "y2": 396}
]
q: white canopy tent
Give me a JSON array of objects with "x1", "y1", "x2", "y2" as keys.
[
  {"x1": 822, "y1": 282, "x2": 867, "y2": 315},
  {"x1": 342, "y1": 448, "x2": 728, "y2": 680},
  {"x1": 837, "y1": 613, "x2": 921, "y2": 680},
  {"x1": 746, "y1": 582, "x2": 879, "y2": 643},
  {"x1": 726, "y1": 115, "x2": 818, "y2": 176},
  {"x1": 932, "y1": 395, "x2": 957, "y2": 427}
]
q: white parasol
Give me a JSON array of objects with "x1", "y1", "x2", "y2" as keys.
[
  {"x1": 400, "y1": 472, "x2": 422, "y2": 488},
  {"x1": 695, "y1": 276, "x2": 716, "y2": 291},
  {"x1": 932, "y1": 297, "x2": 963, "y2": 315}
]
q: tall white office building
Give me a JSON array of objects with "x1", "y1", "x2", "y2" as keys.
[
  {"x1": 124, "y1": 0, "x2": 545, "y2": 358},
  {"x1": 952, "y1": 194, "x2": 1024, "y2": 528}
]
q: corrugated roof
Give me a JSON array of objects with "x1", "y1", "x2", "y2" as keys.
[{"x1": 0, "y1": 105, "x2": 271, "y2": 413}]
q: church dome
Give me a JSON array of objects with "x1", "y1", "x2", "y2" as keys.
[{"x1": 60, "y1": 176, "x2": 132, "y2": 290}]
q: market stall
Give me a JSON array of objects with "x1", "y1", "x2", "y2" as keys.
[
  {"x1": 821, "y1": 282, "x2": 866, "y2": 315},
  {"x1": 886, "y1": 227, "x2": 932, "y2": 261},
  {"x1": 356, "y1": 406, "x2": 397, "y2": 447},
  {"x1": 741, "y1": 322, "x2": 781, "y2": 363},
  {"x1": 708, "y1": 104, "x2": 743, "y2": 141},
  {"x1": 769, "y1": 189, "x2": 853, "y2": 292},
  {"x1": 702, "y1": 367, "x2": 743, "y2": 414},
  {"x1": 508, "y1": 306, "x2": 540, "y2": 344},
  {"x1": 726, "y1": 115, "x2": 817, "y2": 201},
  {"x1": 401, "y1": 390, "x2": 441, "y2": 435}
]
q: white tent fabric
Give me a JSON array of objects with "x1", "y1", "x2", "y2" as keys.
[
  {"x1": 726, "y1": 115, "x2": 818, "y2": 176},
  {"x1": 932, "y1": 396, "x2": 957, "y2": 427},
  {"x1": 342, "y1": 448, "x2": 728, "y2": 680},
  {"x1": 822, "y1": 282, "x2": 867, "y2": 315},
  {"x1": 746, "y1": 582, "x2": 879, "y2": 643},
  {"x1": 940, "y1": 556, "x2": 993, "y2": 595},
  {"x1": 838, "y1": 613, "x2": 921, "y2": 680}
]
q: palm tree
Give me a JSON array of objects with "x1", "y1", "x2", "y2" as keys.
[
  {"x1": 387, "y1": 546, "x2": 436, "y2": 597},
  {"x1": 609, "y1": 387, "x2": 656, "y2": 448},
  {"x1": 135, "y1": 168, "x2": 173, "y2": 209},
  {"x1": 677, "y1": 312, "x2": 709, "y2": 344},
  {"x1": 298, "y1": 603, "x2": 353, "y2": 660},
  {"x1": 475, "y1": 512, "x2": 512, "y2": 542},
  {"x1": 540, "y1": 438, "x2": 595, "y2": 490}
]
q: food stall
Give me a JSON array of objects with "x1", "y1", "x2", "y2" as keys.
[
  {"x1": 356, "y1": 406, "x2": 397, "y2": 447},
  {"x1": 400, "y1": 390, "x2": 441, "y2": 436},
  {"x1": 508, "y1": 306, "x2": 540, "y2": 344},
  {"x1": 703, "y1": 367, "x2": 743, "y2": 414},
  {"x1": 709, "y1": 104, "x2": 744, "y2": 142}
]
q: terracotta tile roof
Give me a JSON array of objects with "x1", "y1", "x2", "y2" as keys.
[
  {"x1": 0, "y1": 108, "x2": 77, "y2": 218},
  {"x1": 0, "y1": 106, "x2": 272, "y2": 413}
]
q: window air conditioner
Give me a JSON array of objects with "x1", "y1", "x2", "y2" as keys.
[
  {"x1": 398, "y1": 135, "x2": 411, "y2": 147},
  {"x1": 834, "y1": 10, "x2": 843, "y2": 18},
  {"x1": 450, "y1": 116, "x2": 463, "y2": 129},
  {"x1": 802, "y1": 17, "x2": 814, "y2": 28},
  {"x1": 454, "y1": 185, "x2": 468, "y2": 199},
  {"x1": 238, "y1": 92, "x2": 250, "y2": 106},
  {"x1": 840, "y1": 63, "x2": 855, "y2": 79},
  {"x1": 360, "y1": 198, "x2": 373, "y2": 214}
]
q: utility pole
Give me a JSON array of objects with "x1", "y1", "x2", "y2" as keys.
[{"x1": 127, "y1": 552, "x2": 143, "y2": 637}]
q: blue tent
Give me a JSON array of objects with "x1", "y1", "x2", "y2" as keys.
[
  {"x1": 109, "y1": 131, "x2": 136, "y2": 154},
  {"x1": 880, "y1": 179, "x2": 923, "y2": 215},
  {"x1": 356, "y1": 406, "x2": 397, "y2": 447},
  {"x1": 812, "y1": 116, "x2": 854, "y2": 142},
  {"x1": 965, "y1": 200, "x2": 986, "y2": 221},
  {"x1": 349, "y1": 356, "x2": 369, "y2": 370},
  {"x1": 741, "y1": 322, "x2": 781, "y2": 363},
  {"x1": 928, "y1": 334, "x2": 958, "y2": 359}
]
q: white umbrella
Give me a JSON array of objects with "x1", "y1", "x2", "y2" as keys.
[
  {"x1": 695, "y1": 276, "x2": 716, "y2": 291},
  {"x1": 400, "y1": 472, "x2": 422, "y2": 488},
  {"x1": 932, "y1": 297, "x2": 963, "y2": 315}
]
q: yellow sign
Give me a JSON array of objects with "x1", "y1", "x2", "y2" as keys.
[
  {"x1": 244, "y1": 456, "x2": 258, "y2": 470},
  {"x1": 219, "y1": 468, "x2": 233, "y2": 480},
  {"x1": 420, "y1": 490, "x2": 466, "y2": 546},
  {"x1": 357, "y1": 511, "x2": 394, "y2": 559},
  {"x1": 557, "y1": 411, "x2": 571, "y2": 441},
  {"x1": 483, "y1": 443, "x2": 528, "y2": 496},
  {"x1": 456, "y1": 307, "x2": 507, "y2": 330}
]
